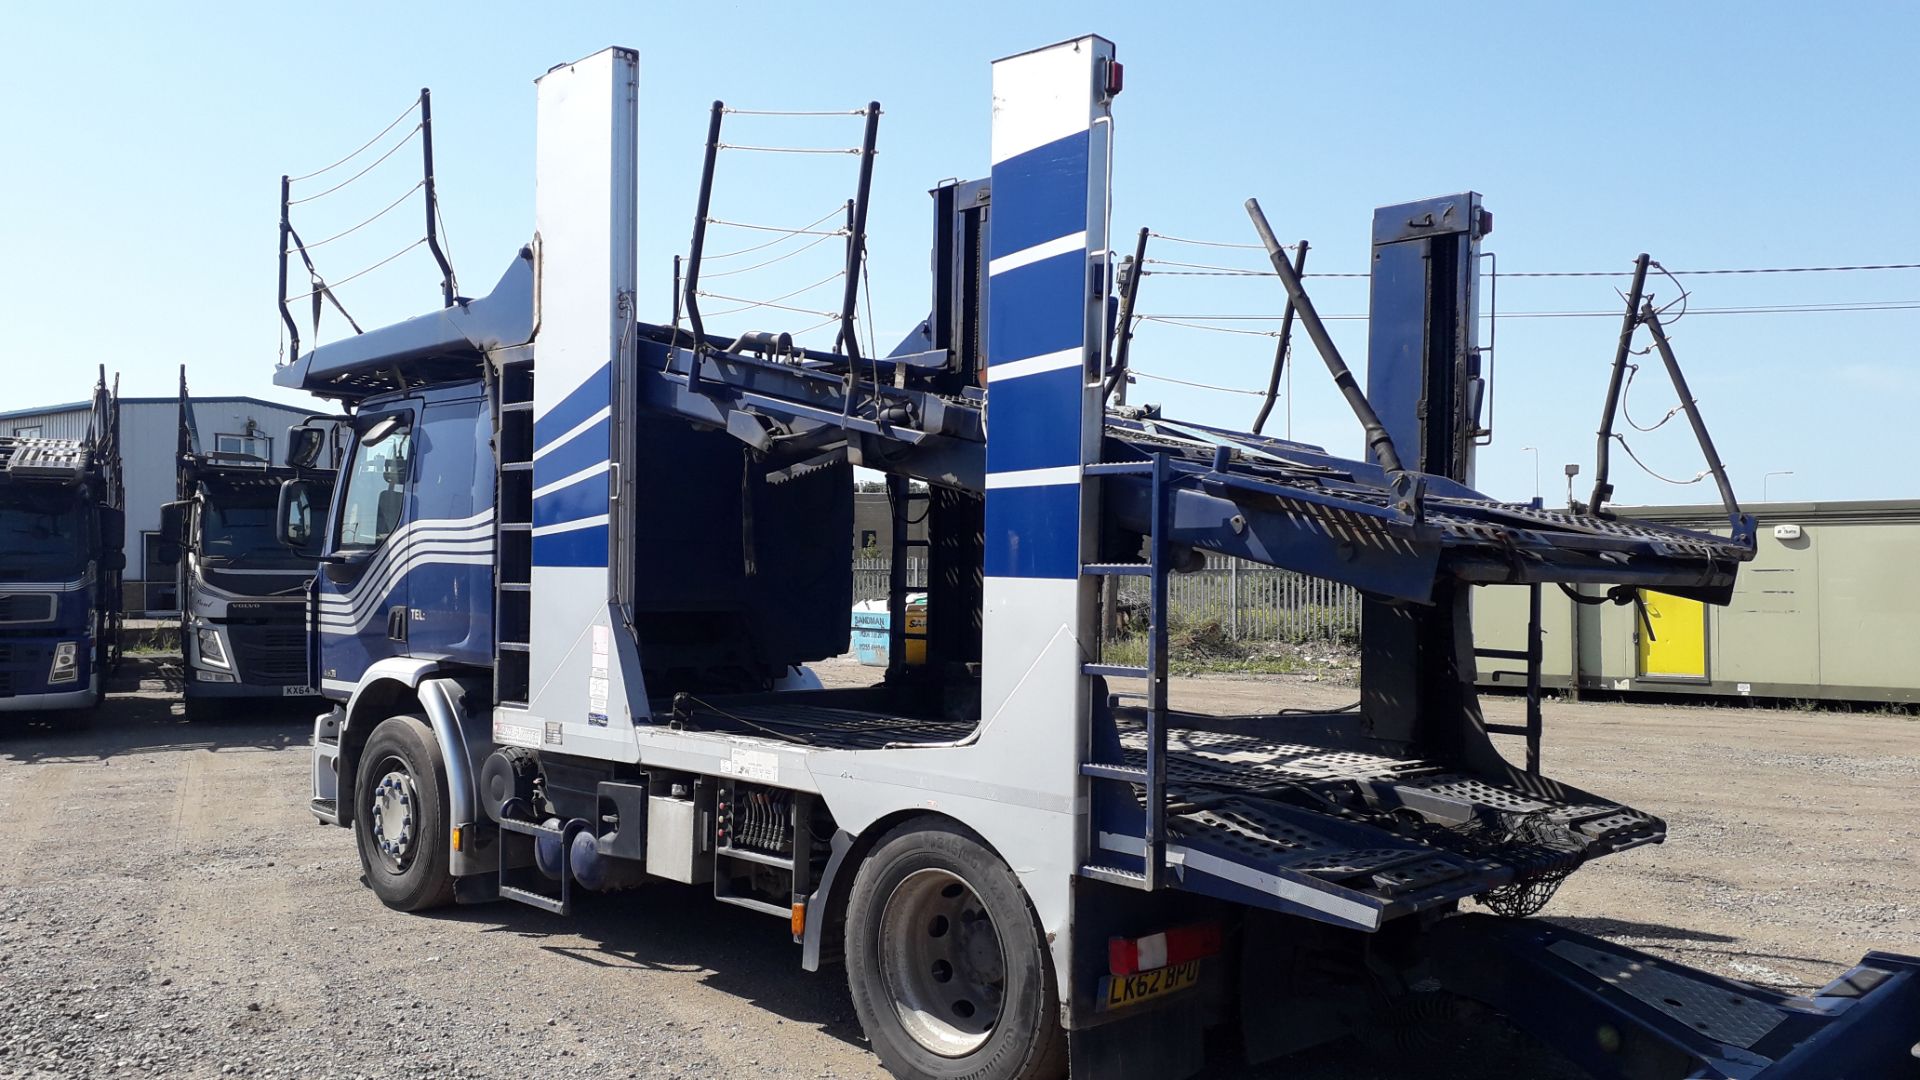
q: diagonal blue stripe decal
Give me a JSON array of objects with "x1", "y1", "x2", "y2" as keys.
[
  {"x1": 533, "y1": 362, "x2": 611, "y2": 449},
  {"x1": 533, "y1": 416, "x2": 610, "y2": 488},
  {"x1": 533, "y1": 471, "x2": 609, "y2": 528},
  {"x1": 983, "y1": 484, "x2": 1080, "y2": 579},
  {"x1": 986, "y1": 252, "x2": 1088, "y2": 366},
  {"x1": 990, "y1": 130, "x2": 1091, "y2": 259},
  {"x1": 986, "y1": 365, "x2": 1084, "y2": 475},
  {"x1": 533, "y1": 523, "x2": 609, "y2": 568}
]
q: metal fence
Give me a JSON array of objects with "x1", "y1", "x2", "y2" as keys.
[
  {"x1": 852, "y1": 555, "x2": 1361, "y2": 644},
  {"x1": 853, "y1": 558, "x2": 927, "y2": 604}
]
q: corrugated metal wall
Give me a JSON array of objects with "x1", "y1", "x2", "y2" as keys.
[{"x1": 0, "y1": 406, "x2": 91, "y2": 440}]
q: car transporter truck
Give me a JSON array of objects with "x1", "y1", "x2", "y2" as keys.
[
  {"x1": 269, "y1": 38, "x2": 1920, "y2": 1080},
  {"x1": 160, "y1": 366, "x2": 334, "y2": 718},
  {"x1": 0, "y1": 369, "x2": 123, "y2": 713}
]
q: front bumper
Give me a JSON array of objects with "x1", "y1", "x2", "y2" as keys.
[
  {"x1": 311, "y1": 707, "x2": 343, "y2": 825},
  {"x1": 0, "y1": 634, "x2": 94, "y2": 709},
  {"x1": 184, "y1": 677, "x2": 323, "y2": 701},
  {"x1": 0, "y1": 676, "x2": 98, "y2": 713}
]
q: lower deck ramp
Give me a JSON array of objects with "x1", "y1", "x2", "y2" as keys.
[
  {"x1": 1098, "y1": 717, "x2": 1663, "y2": 929},
  {"x1": 662, "y1": 691, "x2": 1660, "y2": 932}
]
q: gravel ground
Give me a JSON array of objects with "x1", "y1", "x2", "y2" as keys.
[{"x1": 0, "y1": 657, "x2": 1914, "y2": 1079}]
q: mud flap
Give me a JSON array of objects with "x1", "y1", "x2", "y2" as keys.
[
  {"x1": 1069, "y1": 1002, "x2": 1206, "y2": 1080},
  {"x1": 1428, "y1": 913, "x2": 1920, "y2": 1080},
  {"x1": 1065, "y1": 876, "x2": 1212, "y2": 1080}
]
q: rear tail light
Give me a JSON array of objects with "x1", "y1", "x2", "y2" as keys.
[{"x1": 1109, "y1": 922, "x2": 1223, "y2": 975}]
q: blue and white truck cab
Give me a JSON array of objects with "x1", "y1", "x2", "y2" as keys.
[
  {"x1": 270, "y1": 41, "x2": 1920, "y2": 1080},
  {"x1": 276, "y1": 377, "x2": 496, "y2": 700},
  {"x1": 159, "y1": 367, "x2": 335, "y2": 718},
  {"x1": 0, "y1": 370, "x2": 123, "y2": 713}
]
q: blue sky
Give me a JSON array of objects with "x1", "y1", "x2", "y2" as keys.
[{"x1": 3, "y1": 3, "x2": 1914, "y2": 505}]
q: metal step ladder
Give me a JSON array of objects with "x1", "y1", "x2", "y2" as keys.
[
  {"x1": 885, "y1": 473, "x2": 930, "y2": 677},
  {"x1": 491, "y1": 354, "x2": 534, "y2": 707},
  {"x1": 1080, "y1": 454, "x2": 1172, "y2": 890},
  {"x1": 495, "y1": 798, "x2": 584, "y2": 915},
  {"x1": 1478, "y1": 581, "x2": 1545, "y2": 775}
]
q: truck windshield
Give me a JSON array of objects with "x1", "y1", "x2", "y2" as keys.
[
  {"x1": 200, "y1": 484, "x2": 313, "y2": 569},
  {"x1": 0, "y1": 488, "x2": 89, "y2": 579}
]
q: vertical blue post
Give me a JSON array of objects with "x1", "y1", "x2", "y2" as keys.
[{"x1": 978, "y1": 36, "x2": 1115, "y2": 781}]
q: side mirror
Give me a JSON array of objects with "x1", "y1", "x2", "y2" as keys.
[
  {"x1": 155, "y1": 501, "x2": 186, "y2": 565},
  {"x1": 286, "y1": 425, "x2": 327, "y2": 469},
  {"x1": 98, "y1": 506, "x2": 126, "y2": 552},
  {"x1": 100, "y1": 551, "x2": 128, "y2": 573},
  {"x1": 159, "y1": 500, "x2": 186, "y2": 541},
  {"x1": 276, "y1": 478, "x2": 327, "y2": 560}
]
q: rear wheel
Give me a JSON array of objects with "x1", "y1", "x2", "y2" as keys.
[
  {"x1": 353, "y1": 714, "x2": 455, "y2": 911},
  {"x1": 845, "y1": 821, "x2": 1066, "y2": 1080}
]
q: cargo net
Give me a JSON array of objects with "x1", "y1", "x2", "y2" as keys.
[{"x1": 1461, "y1": 810, "x2": 1586, "y2": 918}]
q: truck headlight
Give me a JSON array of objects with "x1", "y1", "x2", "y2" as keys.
[
  {"x1": 196, "y1": 627, "x2": 230, "y2": 669},
  {"x1": 49, "y1": 641, "x2": 79, "y2": 685}
]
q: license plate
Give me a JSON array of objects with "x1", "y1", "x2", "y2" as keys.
[
  {"x1": 282, "y1": 685, "x2": 320, "y2": 697},
  {"x1": 1099, "y1": 960, "x2": 1201, "y2": 1011}
]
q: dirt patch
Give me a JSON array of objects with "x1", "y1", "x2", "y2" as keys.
[{"x1": 0, "y1": 663, "x2": 1913, "y2": 1078}]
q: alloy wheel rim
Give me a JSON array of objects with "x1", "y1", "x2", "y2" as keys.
[
  {"x1": 877, "y1": 867, "x2": 1007, "y2": 1057},
  {"x1": 367, "y1": 761, "x2": 418, "y2": 873}
]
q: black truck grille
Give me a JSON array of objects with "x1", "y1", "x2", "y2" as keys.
[
  {"x1": 0, "y1": 594, "x2": 56, "y2": 624},
  {"x1": 0, "y1": 643, "x2": 48, "y2": 665},
  {"x1": 0, "y1": 642, "x2": 49, "y2": 697},
  {"x1": 229, "y1": 624, "x2": 308, "y2": 684}
]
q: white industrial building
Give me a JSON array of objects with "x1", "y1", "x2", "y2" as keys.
[{"x1": 0, "y1": 394, "x2": 318, "y2": 613}]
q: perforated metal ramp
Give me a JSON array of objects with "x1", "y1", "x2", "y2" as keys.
[
  {"x1": 665, "y1": 699, "x2": 975, "y2": 750},
  {"x1": 1104, "y1": 719, "x2": 1663, "y2": 921},
  {"x1": 1428, "y1": 914, "x2": 1920, "y2": 1079},
  {"x1": 0, "y1": 438, "x2": 94, "y2": 482},
  {"x1": 1549, "y1": 939, "x2": 1788, "y2": 1050},
  {"x1": 1098, "y1": 421, "x2": 1754, "y2": 599}
]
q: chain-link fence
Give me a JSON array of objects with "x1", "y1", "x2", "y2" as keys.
[{"x1": 852, "y1": 555, "x2": 1361, "y2": 644}]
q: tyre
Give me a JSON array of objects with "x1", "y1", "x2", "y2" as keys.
[
  {"x1": 353, "y1": 714, "x2": 456, "y2": 912},
  {"x1": 845, "y1": 820, "x2": 1066, "y2": 1080}
]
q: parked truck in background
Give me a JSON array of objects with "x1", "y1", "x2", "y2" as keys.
[
  {"x1": 160, "y1": 367, "x2": 333, "y2": 718},
  {"x1": 271, "y1": 41, "x2": 1920, "y2": 1080},
  {"x1": 0, "y1": 368, "x2": 123, "y2": 712}
]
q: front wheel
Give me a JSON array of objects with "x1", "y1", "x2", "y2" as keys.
[
  {"x1": 845, "y1": 821, "x2": 1066, "y2": 1080},
  {"x1": 353, "y1": 714, "x2": 455, "y2": 912}
]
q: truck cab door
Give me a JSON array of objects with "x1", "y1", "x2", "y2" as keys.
[
  {"x1": 315, "y1": 403, "x2": 417, "y2": 693},
  {"x1": 398, "y1": 394, "x2": 493, "y2": 664}
]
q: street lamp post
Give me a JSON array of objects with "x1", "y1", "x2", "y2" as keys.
[
  {"x1": 1522, "y1": 446, "x2": 1540, "y2": 502},
  {"x1": 1763, "y1": 470, "x2": 1794, "y2": 503}
]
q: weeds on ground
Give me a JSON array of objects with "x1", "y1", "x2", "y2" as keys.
[
  {"x1": 119, "y1": 627, "x2": 179, "y2": 656},
  {"x1": 1101, "y1": 610, "x2": 1358, "y2": 680}
]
